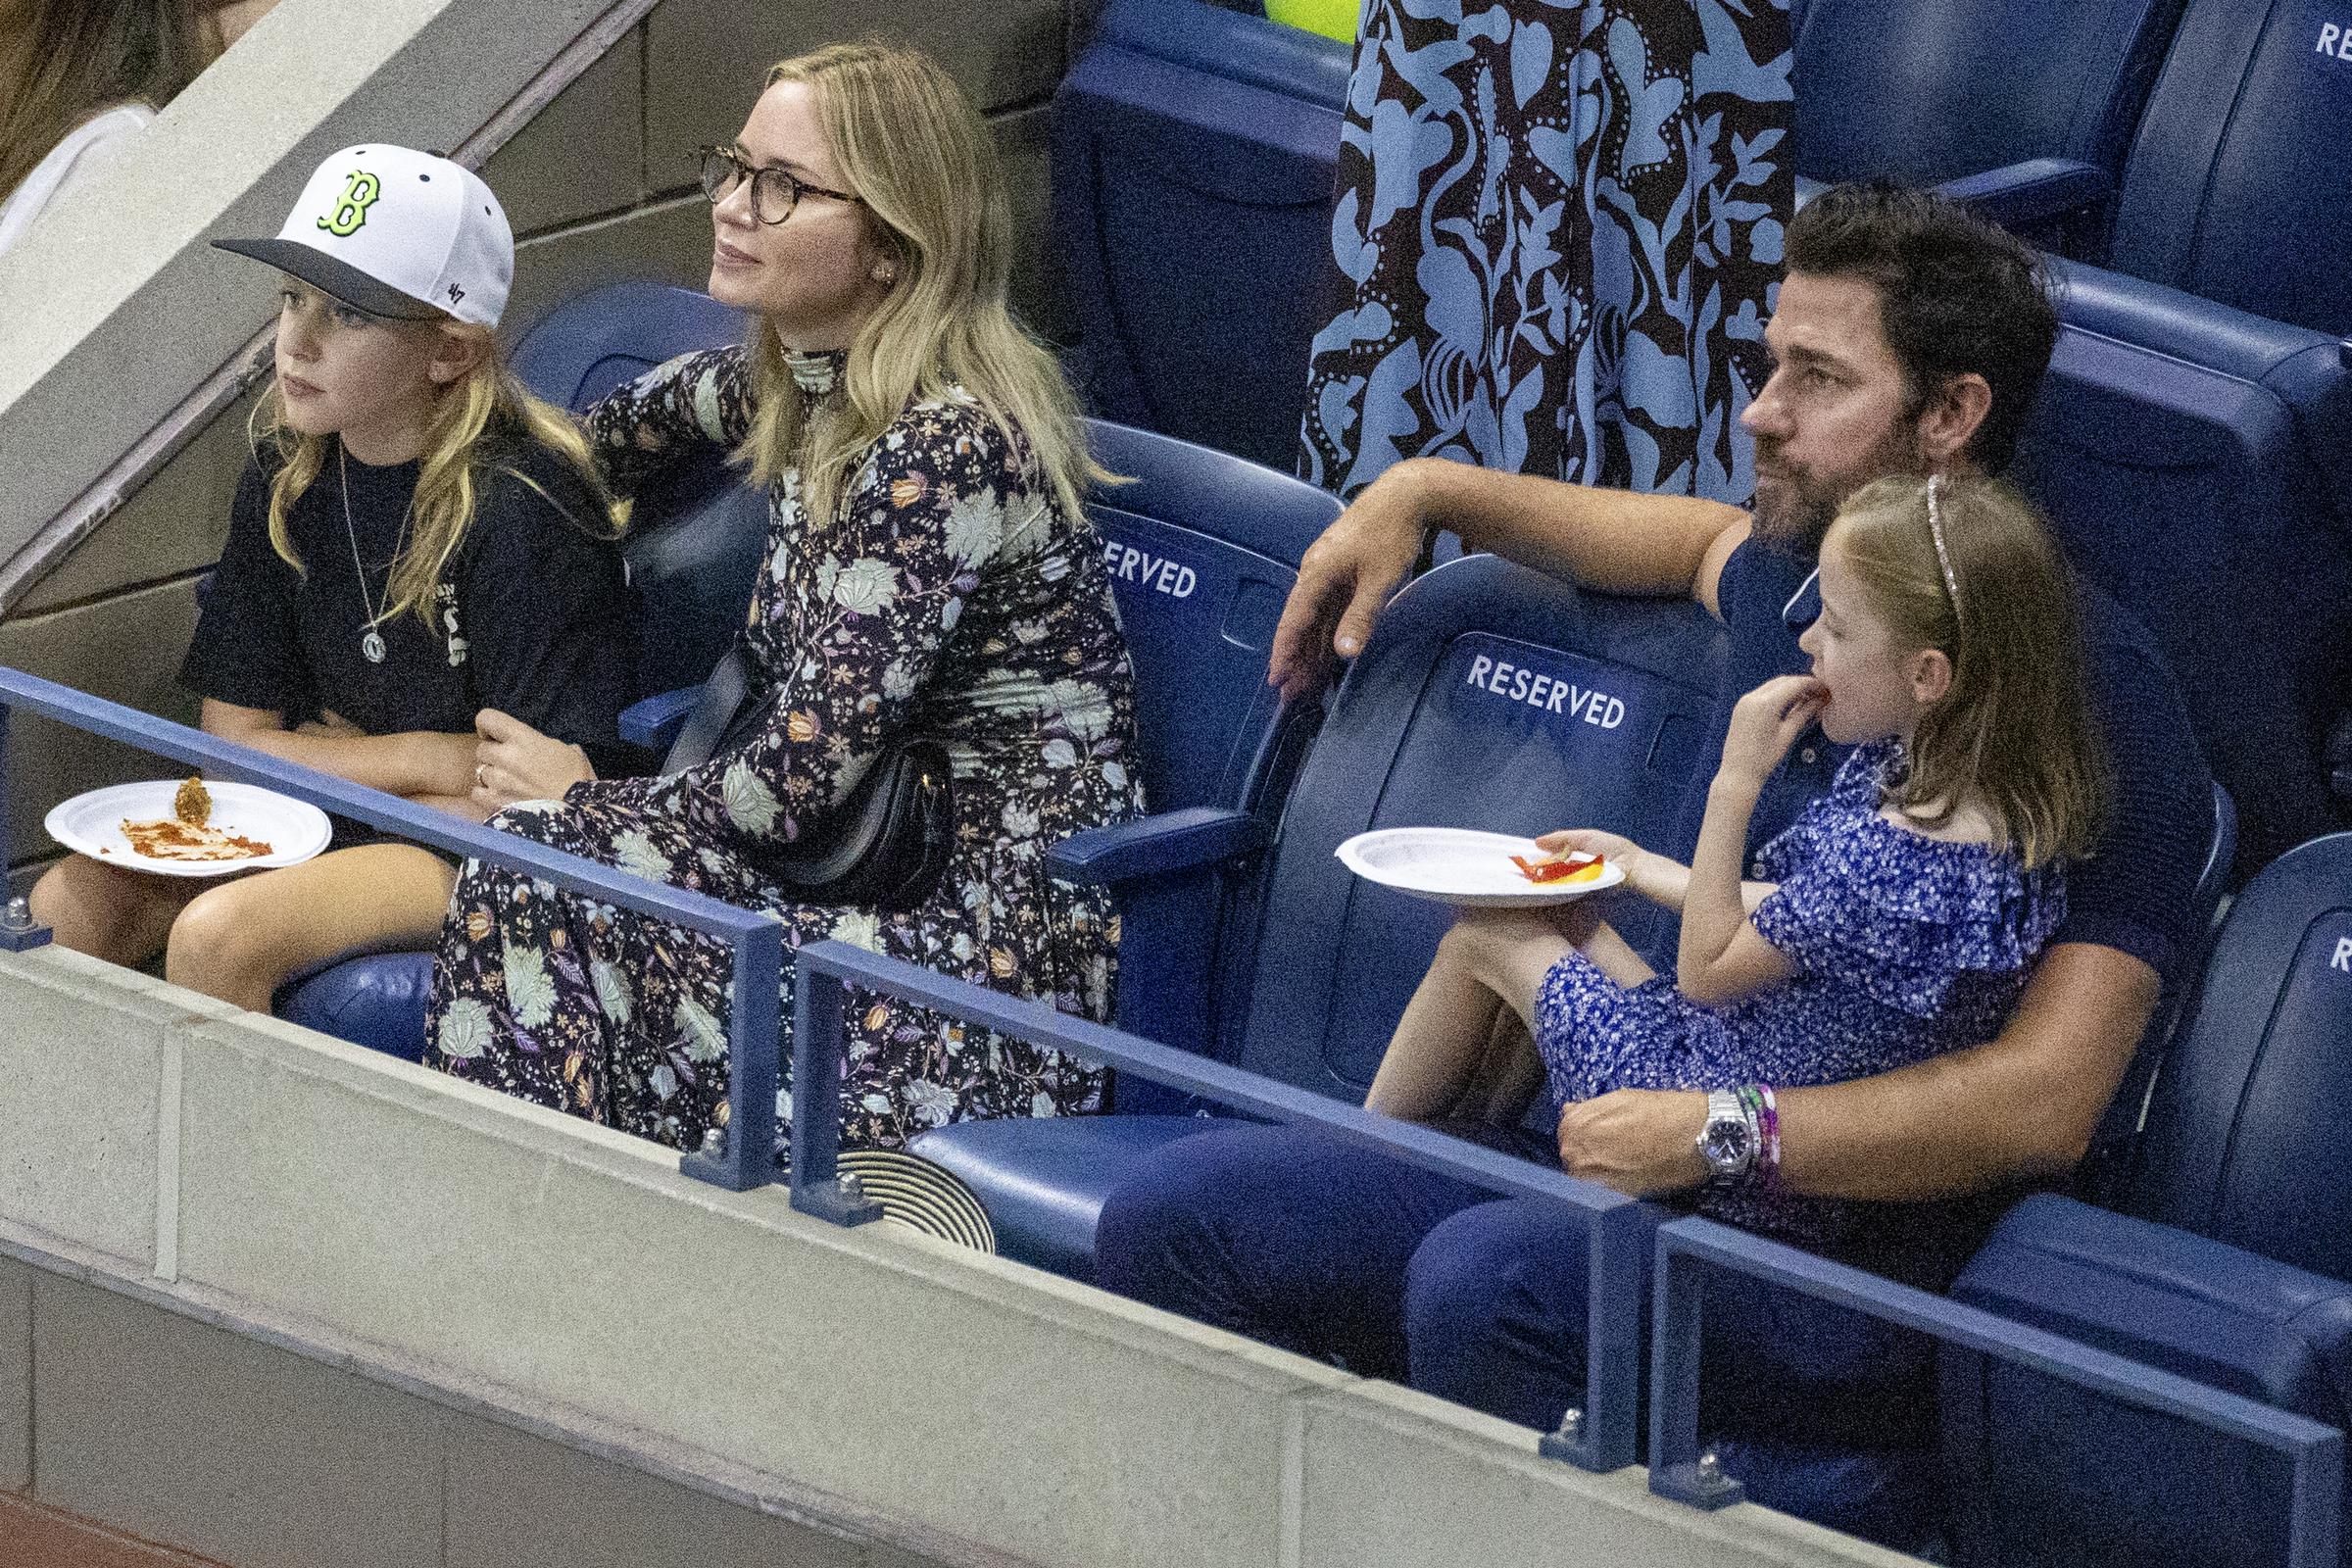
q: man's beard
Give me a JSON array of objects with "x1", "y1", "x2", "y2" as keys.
[{"x1": 1749, "y1": 423, "x2": 1930, "y2": 552}]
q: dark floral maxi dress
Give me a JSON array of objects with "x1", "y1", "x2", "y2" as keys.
[{"x1": 423, "y1": 346, "x2": 1144, "y2": 1158}]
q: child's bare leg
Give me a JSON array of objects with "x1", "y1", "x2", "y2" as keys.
[
  {"x1": 1570, "y1": 914, "x2": 1657, "y2": 990},
  {"x1": 1458, "y1": 1007, "x2": 1545, "y2": 1125},
  {"x1": 28, "y1": 855, "x2": 204, "y2": 966},
  {"x1": 1367, "y1": 909, "x2": 1573, "y2": 1121},
  {"x1": 165, "y1": 844, "x2": 457, "y2": 1012}
]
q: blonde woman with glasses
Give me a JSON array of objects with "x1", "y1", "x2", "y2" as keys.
[{"x1": 428, "y1": 43, "x2": 1144, "y2": 1162}]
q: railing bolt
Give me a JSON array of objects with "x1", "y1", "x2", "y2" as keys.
[
  {"x1": 700, "y1": 1127, "x2": 724, "y2": 1157},
  {"x1": 1696, "y1": 1449, "x2": 1725, "y2": 1488},
  {"x1": 838, "y1": 1171, "x2": 864, "y2": 1200},
  {"x1": 1, "y1": 897, "x2": 29, "y2": 932},
  {"x1": 1553, "y1": 1406, "x2": 1585, "y2": 1444}
]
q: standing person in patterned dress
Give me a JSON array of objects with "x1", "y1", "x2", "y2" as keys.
[
  {"x1": 423, "y1": 41, "x2": 1144, "y2": 1159},
  {"x1": 1298, "y1": 0, "x2": 1792, "y2": 507}
]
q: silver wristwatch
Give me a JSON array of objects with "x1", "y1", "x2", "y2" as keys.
[{"x1": 1695, "y1": 1088, "x2": 1757, "y2": 1182}]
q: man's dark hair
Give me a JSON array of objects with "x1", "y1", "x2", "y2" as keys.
[{"x1": 1784, "y1": 181, "x2": 2058, "y2": 475}]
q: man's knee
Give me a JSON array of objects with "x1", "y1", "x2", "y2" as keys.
[
  {"x1": 1403, "y1": 1199, "x2": 1598, "y2": 1428},
  {"x1": 1095, "y1": 1129, "x2": 1259, "y2": 1303}
]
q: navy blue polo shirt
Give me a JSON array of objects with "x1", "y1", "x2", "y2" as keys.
[{"x1": 1700, "y1": 536, "x2": 2214, "y2": 987}]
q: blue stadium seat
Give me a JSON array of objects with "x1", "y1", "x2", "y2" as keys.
[
  {"x1": 1788, "y1": 0, "x2": 2186, "y2": 250},
  {"x1": 1054, "y1": 0, "x2": 1348, "y2": 468},
  {"x1": 1941, "y1": 830, "x2": 2352, "y2": 1567},
  {"x1": 2098, "y1": 0, "x2": 2352, "y2": 337},
  {"x1": 913, "y1": 556, "x2": 1729, "y2": 1279},
  {"x1": 2011, "y1": 262, "x2": 2352, "y2": 870},
  {"x1": 509, "y1": 281, "x2": 747, "y2": 412}
]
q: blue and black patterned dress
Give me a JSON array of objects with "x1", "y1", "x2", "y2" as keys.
[
  {"x1": 423, "y1": 347, "x2": 1144, "y2": 1158},
  {"x1": 1299, "y1": 0, "x2": 1793, "y2": 504},
  {"x1": 1535, "y1": 739, "x2": 2065, "y2": 1248}
]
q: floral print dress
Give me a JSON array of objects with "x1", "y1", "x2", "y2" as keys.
[{"x1": 424, "y1": 346, "x2": 1144, "y2": 1158}]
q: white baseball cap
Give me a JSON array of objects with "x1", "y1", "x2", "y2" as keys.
[{"x1": 214, "y1": 145, "x2": 513, "y2": 327}]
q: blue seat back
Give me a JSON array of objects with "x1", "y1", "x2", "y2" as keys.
[
  {"x1": 1788, "y1": 0, "x2": 2184, "y2": 186},
  {"x1": 2129, "y1": 832, "x2": 2352, "y2": 1277},
  {"x1": 513, "y1": 281, "x2": 760, "y2": 703},
  {"x1": 1084, "y1": 420, "x2": 1337, "y2": 813},
  {"x1": 2110, "y1": 0, "x2": 2352, "y2": 335},
  {"x1": 1224, "y1": 556, "x2": 1728, "y2": 1098},
  {"x1": 1054, "y1": 0, "x2": 1348, "y2": 469},
  {"x1": 511, "y1": 281, "x2": 747, "y2": 412},
  {"x1": 2011, "y1": 261, "x2": 2352, "y2": 870}
]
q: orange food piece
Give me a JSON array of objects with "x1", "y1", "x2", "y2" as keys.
[{"x1": 1510, "y1": 851, "x2": 1604, "y2": 885}]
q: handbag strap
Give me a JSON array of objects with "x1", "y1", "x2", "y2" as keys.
[{"x1": 663, "y1": 638, "x2": 759, "y2": 774}]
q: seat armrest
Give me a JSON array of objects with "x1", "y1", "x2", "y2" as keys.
[
  {"x1": 1952, "y1": 1192, "x2": 2352, "y2": 1426},
  {"x1": 617, "y1": 686, "x2": 700, "y2": 753},
  {"x1": 1046, "y1": 806, "x2": 1267, "y2": 889},
  {"x1": 1937, "y1": 158, "x2": 2111, "y2": 236}
]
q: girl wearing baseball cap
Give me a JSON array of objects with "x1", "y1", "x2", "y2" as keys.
[
  {"x1": 28, "y1": 145, "x2": 636, "y2": 1011},
  {"x1": 425, "y1": 44, "x2": 1143, "y2": 1160}
]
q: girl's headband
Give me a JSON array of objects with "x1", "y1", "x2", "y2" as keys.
[{"x1": 1926, "y1": 473, "x2": 1961, "y2": 621}]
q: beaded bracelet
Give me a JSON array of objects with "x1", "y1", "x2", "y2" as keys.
[{"x1": 1753, "y1": 1082, "x2": 1781, "y2": 1188}]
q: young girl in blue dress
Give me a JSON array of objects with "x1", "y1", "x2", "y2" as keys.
[{"x1": 1366, "y1": 472, "x2": 2109, "y2": 1249}]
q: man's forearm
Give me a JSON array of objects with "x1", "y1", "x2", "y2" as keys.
[
  {"x1": 1774, "y1": 944, "x2": 2158, "y2": 1201},
  {"x1": 1396, "y1": 459, "x2": 1748, "y2": 601}
]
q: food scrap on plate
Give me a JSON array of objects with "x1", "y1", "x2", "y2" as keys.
[
  {"x1": 121, "y1": 776, "x2": 272, "y2": 862},
  {"x1": 1510, "y1": 850, "x2": 1605, "y2": 885}
]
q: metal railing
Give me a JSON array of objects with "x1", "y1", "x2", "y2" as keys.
[
  {"x1": 785, "y1": 937, "x2": 1651, "y2": 1473},
  {"x1": 0, "y1": 665, "x2": 782, "y2": 1193},
  {"x1": 9, "y1": 662, "x2": 2345, "y2": 1559},
  {"x1": 1648, "y1": 1216, "x2": 2342, "y2": 1566}
]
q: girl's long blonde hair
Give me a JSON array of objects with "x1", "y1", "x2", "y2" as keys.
[
  {"x1": 1828, "y1": 474, "x2": 2109, "y2": 868},
  {"x1": 0, "y1": 0, "x2": 214, "y2": 204},
  {"x1": 249, "y1": 324, "x2": 621, "y2": 629},
  {"x1": 738, "y1": 42, "x2": 1104, "y2": 528}
]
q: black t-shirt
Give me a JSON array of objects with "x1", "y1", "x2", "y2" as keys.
[
  {"x1": 1705, "y1": 535, "x2": 2215, "y2": 988},
  {"x1": 180, "y1": 433, "x2": 635, "y2": 761}
]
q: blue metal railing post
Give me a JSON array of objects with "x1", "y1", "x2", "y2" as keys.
[
  {"x1": 786, "y1": 961, "x2": 883, "y2": 1225},
  {"x1": 0, "y1": 705, "x2": 54, "y2": 951},
  {"x1": 786, "y1": 938, "x2": 1649, "y2": 1472},
  {"x1": 678, "y1": 916, "x2": 785, "y2": 1193}
]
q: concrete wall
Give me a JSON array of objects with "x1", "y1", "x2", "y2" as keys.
[
  {"x1": 0, "y1": 944, "x2": 1915, "y2": 1568},
  {"x1": 0, "y1": 0, "x2": 1076, "y2": 870}
]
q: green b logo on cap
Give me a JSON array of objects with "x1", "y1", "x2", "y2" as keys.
[{"x1": 317, "y1": 170, "x2": 380, "y2": 237}]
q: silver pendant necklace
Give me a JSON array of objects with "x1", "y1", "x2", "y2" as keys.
[{"x1": 337, "y1": 445, "x2": 405, "y2": 663}]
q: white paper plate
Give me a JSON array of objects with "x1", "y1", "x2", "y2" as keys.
[
  {"x1": 45, "y1": 780, "x2": 333, "y2": 879},
  {"x1": 1335, "y1": 827, "x2": 1628, "y2": 908}
]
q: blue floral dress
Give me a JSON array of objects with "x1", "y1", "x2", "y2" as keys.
[
  {"x1": 1535, "y1": 739, "x2": 2065, "y2": 1248},
  {"x1": 424, "y1": 346, "x2": 1145, "y2": 1158}
]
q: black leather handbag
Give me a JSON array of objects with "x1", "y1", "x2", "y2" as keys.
[{"x1": 664, "y1": 640, "x2": 956, "y2": 911}]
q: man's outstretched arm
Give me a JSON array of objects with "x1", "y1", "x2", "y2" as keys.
[
  {"x1": 1267, "y1": 458, "x2": 1751, "y2": 700},
  {"x1": 1556, "y1": 942, "x2": 2157, "y2": 1200}
]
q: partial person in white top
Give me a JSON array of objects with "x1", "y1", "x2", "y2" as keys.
[
  {"x1": 0, "y1": 102, "x2": 154, "y2": 256},
  {"x1": 0, "y1": 0, "x2": 278, "y2": 256}
]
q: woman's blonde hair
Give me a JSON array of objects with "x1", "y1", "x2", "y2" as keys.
[
  {"x1": 1826, "y1": 474, "x2": 2108, "y2": 868},
  {"x1": 248, "y1": 320, "x2": 621, "y2": 629},
  {"x1": 737, "y1": 41, "x2": 1104, "y2": 528},
  {"x1": 0, "y1": 0, "x2": 214, "y2": 204}
]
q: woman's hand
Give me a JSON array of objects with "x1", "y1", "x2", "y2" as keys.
[
  {"x1": 1717, "y1": 674, "x2": 1826, "y2": 793},
  {"x1": 470, "y1": 708, "x2": 596, "y2": 814},
  {"x1": 1265, "y1": 462, "x2": 1431, "y2": 702}
]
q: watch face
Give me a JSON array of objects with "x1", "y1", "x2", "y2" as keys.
[{"x1": 1700, "y1": 1116, "x2": 1751, "y2": 1168}]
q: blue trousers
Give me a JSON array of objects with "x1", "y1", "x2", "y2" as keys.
[{"x1": 1096, "y1": 1122, "x2": 1939, "y2": 1544}]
